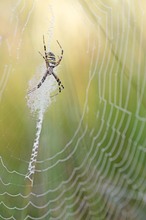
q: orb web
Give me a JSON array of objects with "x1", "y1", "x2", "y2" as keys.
[{"x1": 0, "y1": 0, "x2": 146, "y2": 220}]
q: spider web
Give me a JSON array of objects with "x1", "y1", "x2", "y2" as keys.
[{"x1": 0, "y1": 0, "x2": 146, "y2": 219}]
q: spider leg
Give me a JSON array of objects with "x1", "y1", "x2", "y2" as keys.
[
  {"x1": 55, "y1": 40, "x2": 64, "y2": 67},
  {"x1": 38, "y1": 51, "x2": 49, "y2": 69},
  {"x1": 51, "y1": 71, "x2": 64, "y2": 93},
  {"x1": 38, "y1": 51, "x2": 45, "y2": 60},
  {"x1": 37, "y1": 70, "x2": 49, "y2": 89},
  {"x1": 27, "y1": 86, "x2": 37, "y2": 94},
  {"x1": 56, "y1": 40, "x2": 63, "y2": 51},
  {"x1": 27, "y1": 71, "x2": 49, "y2": 94},
  {"x1": 43, "y1": 35, "x2": 48, "y2": 60}
]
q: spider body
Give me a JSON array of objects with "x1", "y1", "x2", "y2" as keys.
[
  {"x1": 28, "y1": 36, "x2": 64, "y2": 94},
  {"x1": 45, "y1": 52, "x2": 56, "y2": 68}
]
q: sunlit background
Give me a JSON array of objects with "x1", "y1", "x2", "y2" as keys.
[{"x1": 0, "y1": 0, "x2": 146, "y2": 219}]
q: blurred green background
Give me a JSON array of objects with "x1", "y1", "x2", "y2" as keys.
[{"x1": 0, "y1": 0, "x2": 146, "y2": 219}]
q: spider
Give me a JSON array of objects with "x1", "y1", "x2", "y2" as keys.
[{"x1": 28, "y1": 35, "x2": 64, "y2": 94}]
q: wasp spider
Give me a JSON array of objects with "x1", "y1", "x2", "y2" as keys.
[{"x1": 28, "y1": 35, "x2": 64, "y2": 94}]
